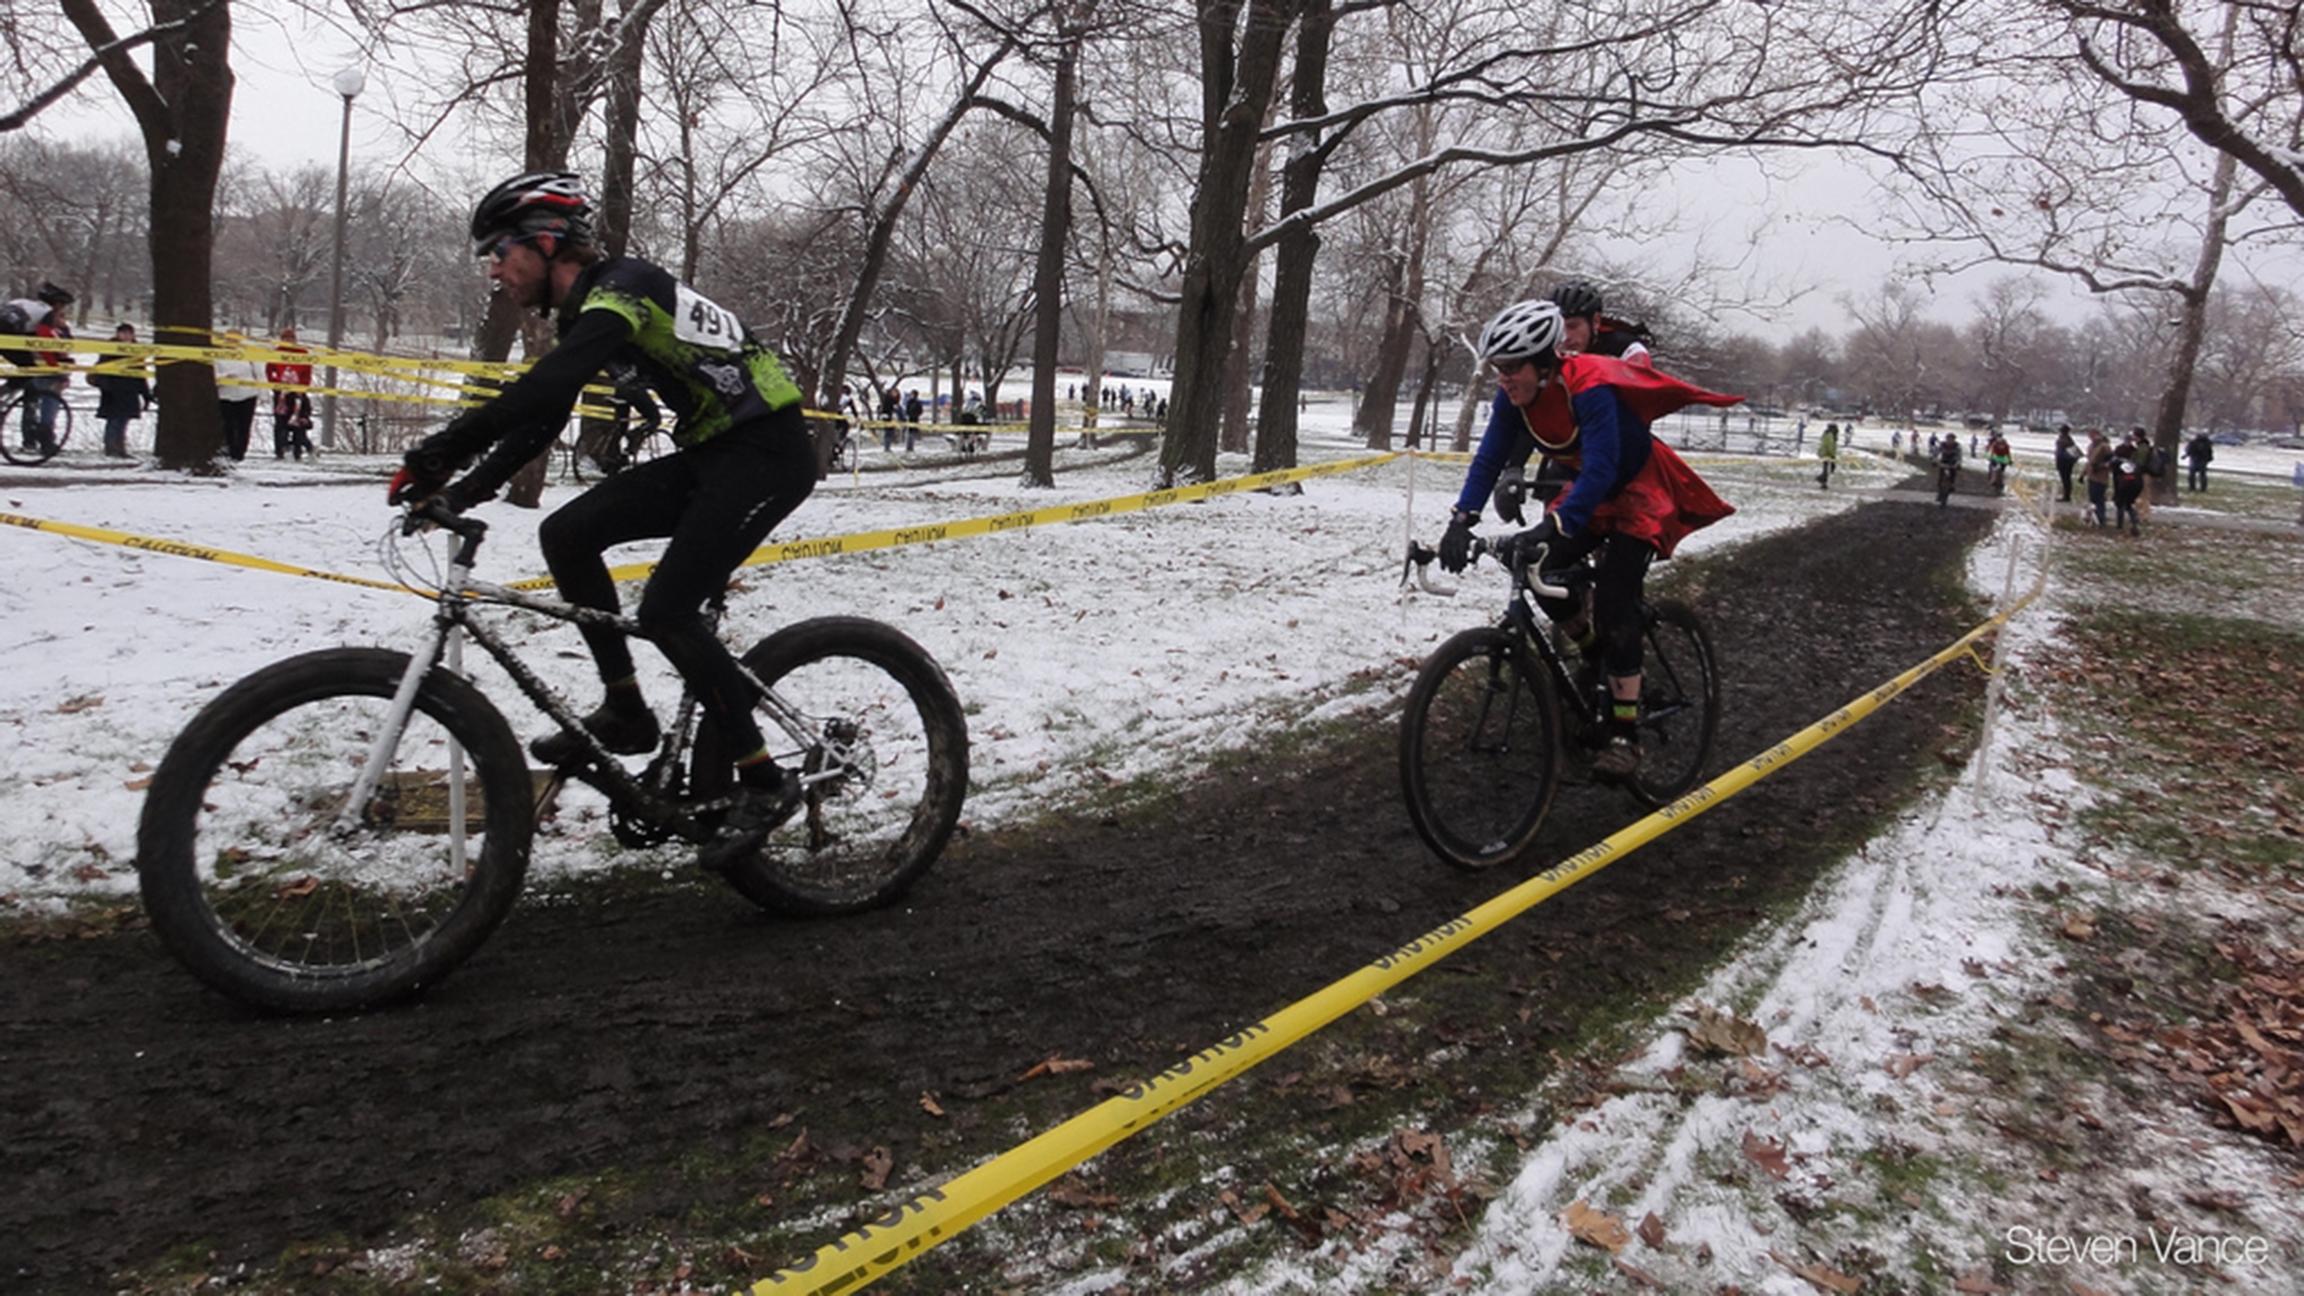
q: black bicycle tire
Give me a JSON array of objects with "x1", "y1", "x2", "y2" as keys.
[
  {"x1": 0, "y1": 390, "x2": 70, "y2": 466},
  {"x1": 1398, "y1": 626, "x2": 1563, "y2": 871},
  {"x1": 135, "y1": 647, "x2": 533, "y2": 1013},
  {"x1": 1625, "y1": 600, "x2": 1721, "y2": 808},
  {"x1": 700, "y1": 617, "x2": 969, "y2": 915}
]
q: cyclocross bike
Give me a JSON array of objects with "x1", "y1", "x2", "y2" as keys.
[
  {"x1": 0, "y1": 384, "x2": 74, "y2": 465},
  {"x1": 1936, "y1": 456, "x2": 1960, "y2": 506},
  {"x1": 136, "y1": 498, "x2": 970, "y2": 1013},
  {"x1": 1398, "y1": 533, "x2": 1719, "y2": 871}
]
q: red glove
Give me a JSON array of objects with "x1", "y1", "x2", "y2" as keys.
[{"x1": 388, "y1": 465, "x2": 445, "y2": 505}]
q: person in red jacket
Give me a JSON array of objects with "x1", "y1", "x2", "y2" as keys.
[
  {"x1": 266, "y1": 324, "x2": 316, "y2": 460},
  {"x1": 1439, "y1": 298, "x2": 1738, "y2": 778}
]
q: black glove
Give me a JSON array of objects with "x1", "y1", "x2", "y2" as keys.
[
  {"x1": 438, "y1": 475, "x2": 498, "y2": 513},
  {"x1": 1438, "y1": 509, "x2": 1477, "y2": 574},
  {"x1": 1493, "y1": 474, "x2": 1528, "y2": 525},
  {"x1": 1494, "y1": 514, "x2": 1561, "y2": 570}
]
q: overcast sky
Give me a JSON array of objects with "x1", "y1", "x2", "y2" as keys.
[{"x1": 41, "y1": 5, "x2": 2294, "y2": 344}]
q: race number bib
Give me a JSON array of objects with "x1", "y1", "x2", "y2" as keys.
[{"x1": 673, "y1": 284, "x2": 744, "y2": 348}]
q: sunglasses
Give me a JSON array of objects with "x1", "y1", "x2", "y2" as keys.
[
  {"x1": 477, "y1": 233, "x2": 540, "y2": 264},
  {"x1": 1490, "y1": 356, "x2": 1537, "y2": 377}
]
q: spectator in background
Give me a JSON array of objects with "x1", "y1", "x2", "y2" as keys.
[
  {"x1": 23, "y1": 296, "x2": 73, "y2": 456},
  {"x1": 1816, "y1": 421, "x2": 1839, "y2": 489},
  {"x1": 2, "y1": 281, "x2": 74, "y2": 454},
  {"x1": 1890, "y1": 429, "x2": 1902, "y2": 458},
  {"x1": 901, "y1": 388, "x2": 923, "y2": 453},
  {"x1": 2053, "y1": 424, "x2": 2079, "y2": 502},
  {"x1": 879, "y1": 384, "x2": 899, "y2": 451},
  {"x1": 2111, "y1": 435, "x2": 2145, "y2": 536},
  {"x1": 2185, "y1": 431, "x2": 2214, "y2": 492},
  {"x1": 2132, "y1": 426, "x2": 2164, "y2": 524},
  {"x1": 214, "y1": 341, "x2": 263, "y2": 462},
  {"x1": 89, "y1": 322, "x2": 153, "y2": 458},
  {"x1": 2082, "y1": 427, "x2": 2112, "y2": 526},
  {"x1": 267, "y1": 324, "x2": 315, "y2": 459}
]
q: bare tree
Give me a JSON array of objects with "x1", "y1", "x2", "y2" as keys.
[
  {"x1": 2044, "y1": 0, "x2": 2304, "y2": 220},
  {"x1": 60, "y1": 0, "x2": 234, "y2": 468}
]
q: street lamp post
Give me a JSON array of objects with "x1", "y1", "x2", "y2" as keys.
[{"x1": 321, "y1": 65, "x2": 365, "y2": 451}]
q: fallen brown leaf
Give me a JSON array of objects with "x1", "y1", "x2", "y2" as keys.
[
  {"x1": 1637, "y1": 1211, "x2": 1667, "y2": 1249},
  {"x1": 859, "y1": 1145, "x2": 892, "y2": 1191},
  {"x1": 1561, "y1": 1199, "x2": 1630, "y2": 1252},
  {"x1": 1770, "y1": 1248, "x2": 1863, "y2": 1293},
  {"x1": 918, "y1": 1091, "x2": 945, "y2": 1118},
  {"x1": 1688, "y1": 1002, "x2": 1769, "y2": 1058},
  {"x1": 1017, "y1": 1053, "x2": 1096, "y2": 1083},
  {"x1": 1742, "y1": 1129, "x2": 1792, "y2": 1181},
  {"x1": 1884, "y1": 1053, "x2": 1934, "y2": 1080}
]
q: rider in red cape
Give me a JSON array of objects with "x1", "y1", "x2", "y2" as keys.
[
  {"x1": 1437, "y1": 298, "x2": 1740, "y2": 779},
  {"x1": 1518, "y1": 352, "x2": 1740, "y2": 557}
]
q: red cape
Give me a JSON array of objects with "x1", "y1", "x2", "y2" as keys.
[{"x1": 1519, "y1": 353, "x2": 1743, "y2": 451}]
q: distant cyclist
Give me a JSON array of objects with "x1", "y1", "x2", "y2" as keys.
[
  {"x1": 1935, "y1": 431, "x2": 1963, "y2": 506},
  {"x1": 389, "y1": 171, "x2": 815, "y2": 868},
  {"x1": 1439, "y1": 298, "x2": 1738, "y2": 778}
]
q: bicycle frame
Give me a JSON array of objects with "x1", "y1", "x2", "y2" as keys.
[
  {"x1": 1404, "y1": 540, "x2": 1594, "y2": 724},
  {"x1": 336, "y1": 512, "x2": 856, "y2": 848}
]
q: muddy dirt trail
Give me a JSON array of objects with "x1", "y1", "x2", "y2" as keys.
[{"x1": 0, "y1": 497, "x2": 1994, "y2": 1291}]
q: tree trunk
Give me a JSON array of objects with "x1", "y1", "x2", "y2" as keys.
[
  {"x1": 2150, "y1": 147, "x2": 2237, "y2": 507},
  {"x1": 1251, "y1": 0, "x2": 1332, "y2": 475},
  {"x1": 1406, "y1": 333, "x2": 1441, "y2": 449},
  {"x1": 1159, "y1": 0, "x2": 1298, "y2": 486},
  {"x1": 817, "y1": 44, "x2": 1014, "y2": 417},
  {"x1": 1080, "y1": 244, "x2": 1112, "y2": 446},
  {"x1": 1353, "y1": 176, "x2": 1430, "y2": 451},
  {"x1": 1451, "y1": 369, "x2": 1485, "y2": 451},
  {"x1": 62, "y1": 0, "x2": 234, "y2": 470},
  {"x1": 494, "y1": 0, "x2": 573, "y2": 509},
  {"x1": 1023, "y1": 20, "x2": 1080, "y2": 489},
  {"x1": 576, "y1": 0, "x2": 656, "y2": 469},
  {"x1": 1218, "y1": 123, "x2": 1279, "y2": 456}
]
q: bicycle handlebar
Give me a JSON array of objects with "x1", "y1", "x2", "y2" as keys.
[
  {"x1": 400, "y1": 497, "x2": 488, "y2": 539},
  {"x1": 1401, "y1": 534, "x2": 1570, "y2": 600}
]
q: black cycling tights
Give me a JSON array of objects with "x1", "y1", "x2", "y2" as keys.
[
  {"x1": 1534, "y1": 530, "x2": 1656, "y2": 678},
  {"x1": 538, "y1": 409, "x2": 817, "y2": 755}
]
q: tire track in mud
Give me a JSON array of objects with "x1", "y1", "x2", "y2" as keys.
[{"x1": 0, "y1": 498, "x2": 1993, "y2": 1291}]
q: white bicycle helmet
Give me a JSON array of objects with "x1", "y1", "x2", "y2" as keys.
[{"x1": 1477, "y1": 299, "x2": 1565, "y2": 366}]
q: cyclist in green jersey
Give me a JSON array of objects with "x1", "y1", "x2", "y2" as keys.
[{"x1": 389, "y1": 171, "x2": 815, "y2": 867}]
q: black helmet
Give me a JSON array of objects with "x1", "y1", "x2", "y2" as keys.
[
  {"x1": 35, "y1": 280, "x2": 72, "y2": 306},
  {"x1": 469, "y1": 171, "x2": 594, "y2": 256},
  {"x1": 1549, "y1": 279, "x2": 1603, "y2": 318}
]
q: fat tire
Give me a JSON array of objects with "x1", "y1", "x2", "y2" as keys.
[
  {"x1": 135, "y1": 647, "x2": 533, "y2": 1013},
  {"x1": 1625, "y1": 600, "x2": 1721, "y2": 808},
  {"x1": 1399, "y1": 626, "x2": 1563, "y2": 870},
  {"x1": 702, "y1": 617, "x2": 968, "y2": 915}
]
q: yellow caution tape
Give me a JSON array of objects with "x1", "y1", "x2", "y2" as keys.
[
  {"x1": 751, "y1": 585, "x2": 2038, "y2": 1295},
  {"x1": 503, "y1": 452, "x2": 1406, "y2": 590},
  {"x1": 2, "y1": 452, "x2": 1407, "y2": 596},
  {"x1": 0, "y1": 511, "x2": 413, "y2": 594}
]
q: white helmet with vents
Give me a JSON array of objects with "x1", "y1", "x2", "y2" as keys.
[{"x1": 1477, "y1": 299, "x2": 1565, "y2": 366}]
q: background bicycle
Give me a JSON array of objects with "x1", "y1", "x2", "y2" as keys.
[
  {"x1": 0, "y1": 383, "x2": 75, "y2": 466},
  {"x1": 1397, "y1": 533, "x2": 1719, "y2": 870}
]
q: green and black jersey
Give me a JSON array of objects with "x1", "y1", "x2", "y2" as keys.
[{"x1": 422, "y1": 255, "x2": 802, "y2": 498}]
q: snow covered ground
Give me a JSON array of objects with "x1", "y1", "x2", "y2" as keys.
[
  {"x1": 0, "y1": 412, "x2": 1895, "y2": 907},
  {"x1": 13, "y1": 397, "x2": 2288, "y2": 1294},
  {"x1": 1204, "y1": 511, "x2": 2304, "y2": 1295}
]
